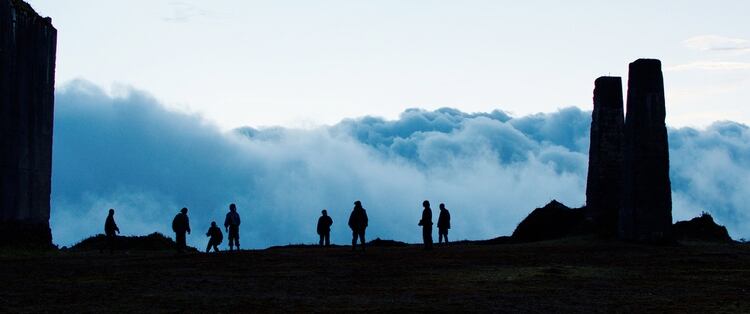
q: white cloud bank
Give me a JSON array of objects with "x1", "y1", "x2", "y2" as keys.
[{"x1": 50, "y1": 80, "x2": 750, "y2": 248}]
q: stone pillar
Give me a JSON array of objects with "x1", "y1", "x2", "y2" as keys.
[
  {"x1": 619, "y1": 59, "x2": 672, "y2": 241},
  {"x1": 585, "y1": 76, "x2": 624, "y2": 236},
  {"x1": 0, "y1": 0, "x2": 57, "y2": 247}
]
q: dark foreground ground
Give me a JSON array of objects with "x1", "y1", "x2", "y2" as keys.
[{"x1": 1, "y1": 238, "x2": 749, "y2": 313}]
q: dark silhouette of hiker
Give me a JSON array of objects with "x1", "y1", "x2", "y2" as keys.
[
  {"x1": 172, "y1": 207, "x2": 191, "y2": 253},
  {"x1": 205, "y1": 221, "x2": 223, "y2": 253},
  {"x1": 348, "y1": 200, "x2": 368, "y2": 252},
  {"x1": 437, "y1": 203, "x2": 451, "y2": 244},
  {"x1": 104, "y1": 208, "x2": 120, "y2": 253},
  {"x1": 418, "y1": 200, "x2": 433, "y2": 250},
  {"x1": 317, "y1": 209, "x2": 333, "y2": 247},
  {"x1": 224, "y1": 203, "x2": 241, "y2": 251}
]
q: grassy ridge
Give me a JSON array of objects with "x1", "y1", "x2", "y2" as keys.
[{"x1": 0, "y1": 237, "x2": 748, "y2": 312}]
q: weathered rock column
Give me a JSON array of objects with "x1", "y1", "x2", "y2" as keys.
[
  {"x1": 619, "y1": 59, "x2": 672, "y2": 241},
  {"x1": 585, "y1": 76, "x2": 624, "y2": 236},
  {"x1": 0, "y1": 0, "x2": 57, "y2": 247}
]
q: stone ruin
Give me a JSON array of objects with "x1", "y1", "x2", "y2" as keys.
[
  {"x1": 585, "y1": 76, "x2": 624, "y2": 236},
  {"x1": 518, "y1": 59, "x2": 674, "y2": 243},
  {"x1": 619, "y1": 59, "x2": 673, "y2": 241},
  {"x1": 585, "y1": 59, "x2": 673, "y2": 241},
  {"x1": 0, "y1": 0, "x2": 57, "y2": 247}
]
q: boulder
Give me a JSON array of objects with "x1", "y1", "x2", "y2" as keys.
[{"x1": 512, "y1": 200, "x2": 591, "y2": 242}]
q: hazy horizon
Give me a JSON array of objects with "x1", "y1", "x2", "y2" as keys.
[{"x1": 50, "y1": 80, "x2": 750, "y2": 248}]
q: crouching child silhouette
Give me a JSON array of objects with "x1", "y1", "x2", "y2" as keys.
[{"x1": 205, "y1": 221, "x2": 223, "y2": 253}]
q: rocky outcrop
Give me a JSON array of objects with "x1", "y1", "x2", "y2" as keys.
[
  {"x1": 512, "y1": 200, "x2": 591, "y2": 242},
  {"x1": 619, "y1": 59, "x2": 672, "y2": 241},
  {"x1": 0, "y1": 0, "x2": 57, "y2": 247},
  {"x1": 585, "y1": 77, "x2": 624, "y2": 236},
  {"x1": 672, "y1": 213, "x2": 731, "y2": 243}
]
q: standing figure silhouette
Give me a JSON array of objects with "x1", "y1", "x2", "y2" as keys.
[
  {"x1": 224, "y1": 203, "x2": 241, "y2": 251},
  {"x1": 104, "y1": 208, "x2": 120, "y2": 253},
  {"x1": 172, "y1": 207, "x2": 191, "y2": 253},
  {"x1": 418, "y1": 200, "x2": 433, "y2": 250},
  {"x1": 348, "y1": 201, "x2": 368, "y2": 252},
  {"x1": 317, "y1": 209, "x2": 333, "y2": 247},
  {"x1": 437, "y1": 203, "x2": 451, "y2": 244}
]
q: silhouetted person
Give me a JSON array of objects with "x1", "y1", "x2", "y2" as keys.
[
  {"x1": 205, "y1": 221, "x2": 223, "y2": 253},
  {"x1": 104, "y1": 208, "x2": 120, "y2": 253},
  {"x1": 437, "y1": 203, "x2": 451, "y2": 244},
  {"x1": 317, "y1": 209, "x2": 333, "y2": 247},
  {"x1": 224, "y1": 203, "x2": 241, "y2": 251},
  {"x1": 172, "y1": 207, "x2": 191, "y2": 253},
  {"x1": 418, "y1": 200, "x2": 433, "y2": 250},
  {"x1": 348, "y1": 200, "x2": 368, "y2": 252}
]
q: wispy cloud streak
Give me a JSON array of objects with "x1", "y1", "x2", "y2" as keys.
[
  {"x1": 666, "y1": 61, "x2": 750, "y2": 71},
  {"x1": 684, "y1": 35, "x2": 750, "y2": 53}
]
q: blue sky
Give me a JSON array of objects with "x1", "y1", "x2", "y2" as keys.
[{"x1": 27, "y1": 0, "x2": 750, "y2": 129}]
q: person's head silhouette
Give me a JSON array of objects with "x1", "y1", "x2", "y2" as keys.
[
  {"x1": 181, "y1": 207, "x2": 188, "y2": 214},
  {"x1": 439, "y1": 203, "x2": 445, "y2": 210},
  {"x1": 108, "y1": 208, "x2": 115, "y2": 215},
  {"x1": 423, "y1": 200, "x2": 430, "y2": 208},
  {"x1": 211, "y1": 221, "x2": 217, "y2": 227},
  {"x1": 322, "y1": 209, "x2": 328, "y2": 216},
  {"x1": 354, "y1": 200, "x2": 362, "y2": 208}
]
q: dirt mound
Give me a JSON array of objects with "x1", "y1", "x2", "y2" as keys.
[
  {"x1": 673, "y1": 212, "x2": 732, "y2": 242},
  {"x1": 267, "y1": 244, "x2": 346, "y2": 249},
  {"x1": 512, "y1": 200, "x2": 591, "y2": 242},
  {"x1": 367, "y1": 238, "x2": 408, "y2": 247},
  {"x1": 69, "y1": 232, "x2": 198, "y2": 252},
  {"x1": 455, "y1": 236, "x2": 514, "y2": 245}
]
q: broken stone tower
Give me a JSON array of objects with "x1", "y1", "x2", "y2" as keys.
[
  {"x1": 619, "y1": 59, "x2": 672, "y2": 241},
  {"x1": 585, "y1": 76, "x2": 624, "y2": 236},
  {"x1": 0, "y1": 0, "x2": 57, "y2": 247}
]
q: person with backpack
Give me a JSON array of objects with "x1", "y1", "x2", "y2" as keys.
[
  {"x1": 172, "y1": 207, "x2": 191, "y2": 253},
  {"x1": 437, "y1": 203, "x2": 451, "y2": 244},
  {"x1": 205, "y1": 221, "x2": 223, "y2": 253},
  {"x1": 348, "y1": 201, "x2": 368, "y2": 252}
]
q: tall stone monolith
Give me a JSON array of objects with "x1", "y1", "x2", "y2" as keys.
[
  {"x1": 585, "y1": 76, "x2": 624, "y2": 236},
  {"x1": 0, "y1": 0, "x2": 57, "y2": 247},
  {"x1": 619, "y1": 59, "x2": 672, "y2": 241}
]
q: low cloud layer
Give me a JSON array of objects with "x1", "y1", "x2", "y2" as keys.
[{"x1": 51, "y1": 80, "x2": 750, "y2": 247}]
